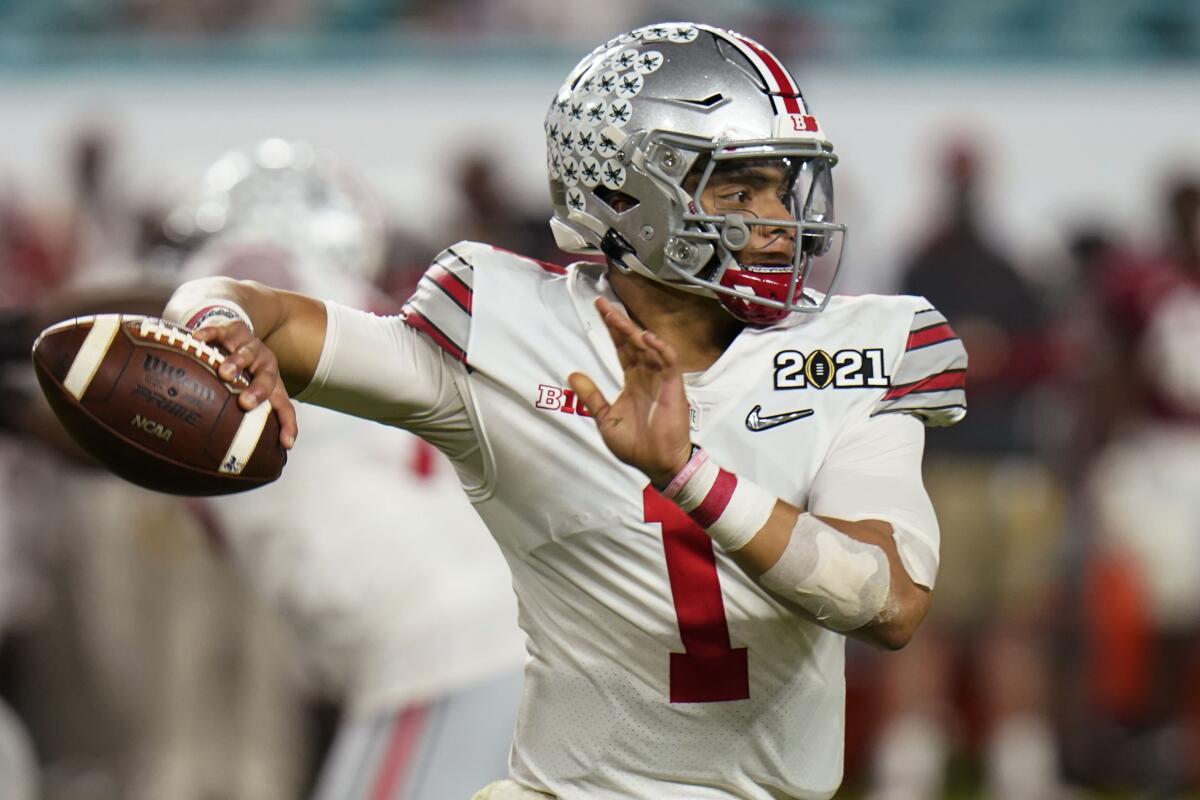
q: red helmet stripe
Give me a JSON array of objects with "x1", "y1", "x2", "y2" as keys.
[{"x1": 726, "y1": 32, "x2": 802, "y2": 115}]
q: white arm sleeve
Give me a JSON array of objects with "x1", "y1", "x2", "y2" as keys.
[
  {"x1": 807, "y1": 412, "x2": 940, "y2": 589},
  {"x1": 294, "y1": 300, "x2": 482, "y2": 477}
]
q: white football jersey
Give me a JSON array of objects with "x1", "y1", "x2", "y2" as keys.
[
  {"x1": 305, "y1": 242, "x2": 966, "y2": 799},
  {"x1": 182, "y1": 240, "x2": 525, "y2": 712}
]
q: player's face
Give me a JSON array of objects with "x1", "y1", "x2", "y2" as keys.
[{"x1": 695, "y1": 162, "x2": 797, "y2": 266}]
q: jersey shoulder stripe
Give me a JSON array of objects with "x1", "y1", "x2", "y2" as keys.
[
  {"x1": 400, "y1": 305, "x2": 467, "y2": 363},
  {"x1": 883, "y1": 368, "x2": 967, "y2": 400},
  {"x1": 425, "y1": 261, "x2": 473, "y2": 314},
  {"x1": 905, "y1": 308, "x2": 958, "y2": 352},
  {"x1": 873, "y1": 300, "x2": 968, "y2": 427},
  {"x1": 400, "y1": 241, "x2": 569, "y2": 366},
  {"x1": 400, "y1": 243, "x2": 479, "y2": 363}
]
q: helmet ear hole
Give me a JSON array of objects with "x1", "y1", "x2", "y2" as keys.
[{"x1": 594, "y1": 187, "x2": 640, "y2": 213}]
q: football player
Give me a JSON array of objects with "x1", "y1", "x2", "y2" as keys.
[
  {"x1": 166, "y1": 140, "x2": 526, "y2": 800},
  {"x1": 164, "y1": 24, "x2": 967, "y2": 800},
  {"x1": 1083, "y1": 176, "x2": 1200, "y2": 793}
]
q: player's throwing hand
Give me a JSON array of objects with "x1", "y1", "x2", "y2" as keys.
[
  {"x1": 568, "y1": 297, "x2": 692, "y2": 487},
  {"x1": 193, "y1": 321, "x2": 299, "y2": 449}
]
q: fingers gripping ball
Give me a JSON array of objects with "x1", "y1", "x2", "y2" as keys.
[{"x1": 32, "y1": 314, "x2": 287, "y2": 495}]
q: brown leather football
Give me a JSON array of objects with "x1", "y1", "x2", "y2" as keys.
[{"x1": 32, "y1": 314, "x2": 286, "y2": 495}]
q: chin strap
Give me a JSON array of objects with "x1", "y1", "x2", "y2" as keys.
[{"x1": 600, "y1": 228, "x2": 638, "y2": 266}]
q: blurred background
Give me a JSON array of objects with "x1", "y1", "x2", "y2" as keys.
[{"x1": 2, "y1": 1, "x2": 1200, "y2": 798}]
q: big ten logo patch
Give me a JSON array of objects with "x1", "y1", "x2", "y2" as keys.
[
  {"x1": 774, "y1": 349, "x2": 890, "y2": 390},
  {"x1": 535, "y1": 384, "x2": 591, "y2": 416}
]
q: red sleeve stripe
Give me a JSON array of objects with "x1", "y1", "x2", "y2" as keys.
[
  {"x1": 874, "y1": 403, "x2": 967, "y2": 417},
  {"x1": 883, "y1": 369, "x2": 967, "y2": 400},
  {"x1": 400, "y1": 306, "x2": 467, "y2": 363},
  {"x1": 906, "y1": 323, "x2": 957, "y2": 351},
  {"x1": 423, "y1": 263, "x2": 473, "y2": 314},
  {"x1": 689, "y1": 469, "x2": 738, "y2": 529}
]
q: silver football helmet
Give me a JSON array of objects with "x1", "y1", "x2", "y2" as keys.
[
  {"x1": 165, "y1": 138, "x2": 387, "y2": 285},
  {"x1": 546, "y1": 23, "x2": 846, "y2": 326}
]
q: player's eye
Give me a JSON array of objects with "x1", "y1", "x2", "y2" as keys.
[{"x1": 716, "y1": 189, "x2": 752, "y2": 206}]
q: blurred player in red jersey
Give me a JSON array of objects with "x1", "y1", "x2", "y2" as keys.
[
  {"x1": 866, "y1": 140, "x2": 1066, "y2": 800},
  {"x1": 1084, "y1": 174, "x2": 1200, "y2": 795},
  {"x1": 163, "y1": 24, "x2": 967, "y2": 800}
]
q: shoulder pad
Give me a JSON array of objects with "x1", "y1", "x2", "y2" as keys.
[
  {"x1": 400, "y1": 242, "x2": 479, "y2": 363},
  {"x1": 872, "y1": 302, "x2": 968, "y2": 427},
  {"x1": 399, "y1": 242, "x2": 569, "y2": 364}
]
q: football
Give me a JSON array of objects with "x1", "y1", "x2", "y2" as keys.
[{"x1": 32, "y1": 314, "x2": 287, "y2": 496}]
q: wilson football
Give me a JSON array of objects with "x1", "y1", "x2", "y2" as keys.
[{"x1": 32, "y1": 314, "x2": 286, "y2": 495}]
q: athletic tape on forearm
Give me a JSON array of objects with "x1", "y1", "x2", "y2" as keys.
[
  {"x1": 758, "y1": 513, "x2": 891, "y2": 632},
  {"x1": 663, "y1": 448, "x2": 776, "y2": 552},
  {"x1": 175, "y1": 302, "x2": 254, "y2": 334}
]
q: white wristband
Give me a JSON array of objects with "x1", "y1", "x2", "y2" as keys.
[
  {"x1": 176, "y1": 302, "x2": 254, "y2": 334},
  {"x1": 664, "y1": 449, "x2": 776, "y2": 552}
]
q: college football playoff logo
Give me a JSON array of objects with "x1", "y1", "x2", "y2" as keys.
[{"x1": 774, "y1": 348, "x2": 890, "y2": 390}]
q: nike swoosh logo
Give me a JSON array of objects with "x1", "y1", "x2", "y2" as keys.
[{"x1": 745, "y1": 404, "x2": 814, "y2": 432}]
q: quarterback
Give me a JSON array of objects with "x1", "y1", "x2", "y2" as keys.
[{"x1": 165, "y1": 23, "x2": 967, "y2": 800}]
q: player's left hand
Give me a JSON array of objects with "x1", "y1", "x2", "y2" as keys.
[{"x1": 569, "y1": 298, "x2": 692, "y2": 487}]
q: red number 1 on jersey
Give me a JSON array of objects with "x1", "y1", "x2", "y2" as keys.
[{"x1": 644, "y1": 486, "x2": 750, "y2": 703}]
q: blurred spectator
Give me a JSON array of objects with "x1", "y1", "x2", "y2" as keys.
[
  {"x1": 866, "y1": 137, "x2": 1066, "y2": 800},
  {"x1": 448, "y1": 149, "x2": 557, "y2": 263},
  {"x1": 1080, "y1": 172, "x2": 1200, "y2": 796},
  {"x1": 375, "y1": 224, "x2": 438, "y2": 304},
  {"x1": 1040, "y1": 227, "x2": 1123, "y2": 481},
  {"x1": 0, "y1": 182, "x2": 61, "y2": 307},
  {"x1": 59, "y1": 125, "x2": 142, "y2": 286}
]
